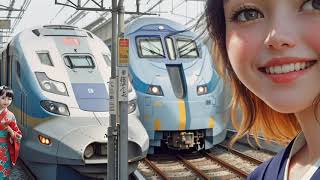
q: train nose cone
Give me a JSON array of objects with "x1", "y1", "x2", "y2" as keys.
[
  {"x1": 55, "y1": 120, "x2": 148, "y2": 177},
  {"x1": 56, "y1": 126, "x2": 107, "y2": 164},
  {"x1": 54, "y1": 116, "x2": 149, "y2": 163}
]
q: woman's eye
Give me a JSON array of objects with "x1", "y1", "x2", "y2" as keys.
[
  {"x1": 302, "y1": 0, "x2": 320, "y2": 11},
  {"x1": 233, "y1": 9, "x2": 264, "y2": 22}
]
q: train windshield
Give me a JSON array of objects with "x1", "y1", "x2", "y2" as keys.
[
  {"x1": 138, "y1": 37, "x2": 165, "y2": 58},
  {"x1": 64, "y1": 55, "x2": 95, "y2": 69},
  {"x1": 177, "y1": 39, "x2": 199, "y2": 58}
]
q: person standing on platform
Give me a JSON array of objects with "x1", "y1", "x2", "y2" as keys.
[
  {"x1": 0, "y1": 86, "x2": 22, "y2": 179},
  {"x1": 206, "y1": 0, "x2": 320, "y2": 179}
]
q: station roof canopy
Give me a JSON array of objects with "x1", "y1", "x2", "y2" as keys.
[{"x1": 0, "y1": 0, "x2": 31, "y2": 46}]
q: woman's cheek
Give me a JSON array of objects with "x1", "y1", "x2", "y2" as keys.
[
  {"x1": 226, "y1": 30, "x2": 261, "y2": 68},
  {"x1": 302, "y1": 20, "x2": 320, "y2": 53}
]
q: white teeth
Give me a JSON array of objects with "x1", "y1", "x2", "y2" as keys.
[
  {"x1": 270, "y1": 67, "x2": 274, "y2": 73},
  {"x1": 274, "y1": 66, "x2": 282, "y2": 74},
  {"x1": 294, "y1": 63, "x2": 300, "y2": 71},
  {"x1": 265, "y1": 62, "x2": 313, "y2": 74}
]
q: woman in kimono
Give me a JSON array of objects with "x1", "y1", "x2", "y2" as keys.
[
  {"x1": 0, "y1": 85, "x2": 22, "y2": 179},
  {"x1": 206, "y1": 0, "x2": 320, "y2": 179}
]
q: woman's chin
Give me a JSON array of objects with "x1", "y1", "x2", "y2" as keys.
[{"x1": 264, "y1": 99, "x2": 312, "y2": 114}]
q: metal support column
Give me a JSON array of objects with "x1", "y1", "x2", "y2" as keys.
[
  {"x1": 117, "y1": 1, "x2": 128, "y2": 180},
  {"x1": 108, "y1": 0, "x2": 118, "y2": 179}
]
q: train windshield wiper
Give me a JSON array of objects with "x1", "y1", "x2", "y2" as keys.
[
  {"x1": 180, "y1": 47, "x2": 197, "y2": 58},
  {"x1": 142, "y1": 47, "x2": 165, "y2": 58}
]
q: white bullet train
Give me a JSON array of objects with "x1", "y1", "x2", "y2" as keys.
[{"x1": 0, "y1": 25, "x2": 148, "y2": 179}]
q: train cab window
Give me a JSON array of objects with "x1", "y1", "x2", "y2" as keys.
[
  {"x1": 64, "y1": 55, "x2": 95, "y2": 69},
  {"x1": 37, "y1": 52, "x2": 53, "y2": 66},
  {"x1": 165, "y1": 37, "x2": 176, "y2": 60},
  {"x1": 177, "y1": 39, "x2": 199, "y2": 58},
  {"x1": 137, "y1": 37, "x2": 165, "y2": 58}
]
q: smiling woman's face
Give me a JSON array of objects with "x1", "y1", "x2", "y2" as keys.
[{"x1": 224, "y1": 0, "x2": 320, "y2": 113}]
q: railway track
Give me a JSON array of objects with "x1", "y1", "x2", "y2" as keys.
[{"x1": 136, "y1": 142, "x2": 272, "y2": 180}]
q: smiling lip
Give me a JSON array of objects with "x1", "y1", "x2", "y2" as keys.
[{"x1": 261, "y1": 57, "x2": 316, "y2": 84}]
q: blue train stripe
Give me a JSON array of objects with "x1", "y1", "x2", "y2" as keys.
[
  {"x1": 129, "y1": 66, "x2": 149, "y2": 93},
  {"x1": 207, "y1": 71, "x2": 220, "y2": 93}
]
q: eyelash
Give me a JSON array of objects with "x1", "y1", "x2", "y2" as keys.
[{"x1": 229, "y1": 5, "x2": 261, "y2": 22}]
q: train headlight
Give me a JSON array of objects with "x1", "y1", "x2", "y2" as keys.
[
  {"x1": 35, "y1": 72, "x2": 68, "y2": 96},
  {"x1": 147, "y1": 85, "x2": 163, "y2": 96},
  {"x1": 84, "y1": 144, "x2": 94, "y2": 159},
  {"x1": 197, "y1": 84, "x2": 208, "y2": 96},
  {"x1": 55, "y1": 82, "x2": 67, "y2": 94},
  {"x1": 40, "y1": 100, "x2": 70, "y2": 116},
  {"x1": 128, "y1": 99, "x2": 137, "y2": 114},
  {"x1": 43, "y1": 81, "x2": 52, "y2": 90},
  {"x1": 38, "y1": 135, "x2": 51, "y2": 145}
]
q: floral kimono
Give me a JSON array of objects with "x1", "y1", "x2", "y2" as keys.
[{"x1": 0, "y1": 108, "x2": 22, "y2": 179}]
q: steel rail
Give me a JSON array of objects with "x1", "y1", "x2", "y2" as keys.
[
  {"x1": 143, "y1": 158, "x2": 169, "y2": 180},
  {"x1": 217, "y1": 144, "x2": 264, "y2": 164},
  {"x1": 176, "y1": 154, "x2": 210, "y2": 180},
  {"x1": 203, "y1": 151, "x2": 249, "y2": 179}
]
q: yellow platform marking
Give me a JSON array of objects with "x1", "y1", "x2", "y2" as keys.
[
  {"x1": 209, "y1": 116, "x2": 215, "y2": 128},
  {"x1": 154, "y1": 119, "x2": 161, "y2": 131},
  {"x1": 178, "y1": 99, "x2": 186, "y2": 130}
]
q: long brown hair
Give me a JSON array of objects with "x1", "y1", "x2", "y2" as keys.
[{"x1": 205, "y1": 0, "x2": 301, "y2": 145}]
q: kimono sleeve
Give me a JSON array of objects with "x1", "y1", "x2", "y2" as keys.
[{"x1": 6, "y1": 113, "x2": 22, "y2": 166}]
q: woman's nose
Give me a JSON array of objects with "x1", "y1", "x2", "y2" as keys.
[
  {"x1": 264, "y1": 13, "x2": 297, "y2": 51},
  {"x1": 264, "y1": 28, "x2": 296, "y2": 51}
]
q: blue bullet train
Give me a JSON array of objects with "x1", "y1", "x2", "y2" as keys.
[
  {"x1": 125, "y1": 17, "x2": 227, "y2": 154},
  {"x1": 0, "y1": 25, "x2": 149, "y2": 179}
]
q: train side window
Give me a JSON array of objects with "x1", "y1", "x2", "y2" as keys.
[
  {"x1": 37, "y1": 52, "x2": 53, "y2": 66},
  {"x1": 16, "y1": 61, "x2": 21, "y2": 78},
  {"x1": 177, "y1": 39, "x2": 199, "y2": 58},
  {"x1": 137, "y1": 37, "x2": 165, "y2": 58},
  {"x1": 165, "y1": 37, "x2": 176, "y2": 60}
]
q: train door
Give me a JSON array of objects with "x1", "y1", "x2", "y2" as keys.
[{"x1": 14, "y1": 53, "x2": 27, "y2": 128}]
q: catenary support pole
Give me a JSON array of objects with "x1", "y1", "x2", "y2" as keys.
[
  {"x1": 108, "y1": 0, "x2": 118, "y2": 179},
  {"x1": 117, "y1": 0, "x2": 128, "y2": 180}
]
